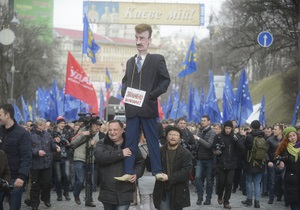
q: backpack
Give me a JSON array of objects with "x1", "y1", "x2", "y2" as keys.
[{"x1": 247, "y1": 135, "x2": 266, "y2": 167}]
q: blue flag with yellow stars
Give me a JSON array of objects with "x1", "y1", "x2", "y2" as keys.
[
  {"x1": 178, "y1": 37, "x2": 197, "y2": 78},
  {"x1": 82, "y1": 14, "x2": 100, "y2": 63}
]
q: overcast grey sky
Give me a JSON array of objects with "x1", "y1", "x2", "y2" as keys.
[{"x1": 53, "y1": 0, "x2": 222, "y2": 38}]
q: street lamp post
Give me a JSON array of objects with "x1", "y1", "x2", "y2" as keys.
[
  {"x1": 207, "y1": 15, "x2": 216, "y2": 71},
  {"x1": 8, "y1": 59, "x2": 15, "y2": 104}
]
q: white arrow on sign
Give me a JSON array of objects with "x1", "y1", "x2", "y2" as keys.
[{"x1": 263, "y1": 35, "x2": 268, "y2": 47}]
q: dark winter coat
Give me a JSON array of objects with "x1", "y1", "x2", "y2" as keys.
[
  {"x1": 94, "y1": 134, "x2": 144, "y2": 205},
  {"x1": 213, "y1": 130, "x2": 244, "y2": 170},
  {"x1": 266, "y1": 135, "x2": 283, "y2": 162},
  {"x1": 277, "y1": 148, "x2": 300, "y2": 205},
  {"x1": 153, "y1": 144, "x2": 193, "y2": 209},
  {"x1": 30, "y1": 129, "x2": 57, "y2": 170},
  {"x1": 244, "y1": 129, "x2": 266, "y2": 174},
  {"x1": 196, "y1": 126, "x2": 216, "y2": 160},
  {"x1": 0, "y1": 122, "x2": 32, "y2": 181},
  {"x1": 0, "y1": 150, "x2": 11, "y2": 181}
]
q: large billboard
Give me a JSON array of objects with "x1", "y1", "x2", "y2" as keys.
[
  {"x1": 84, "y1": 1, "x2": 205, "y2": 26},
  {"x1": 14, "y1": 0, "x2": 53, "y2": 28}
]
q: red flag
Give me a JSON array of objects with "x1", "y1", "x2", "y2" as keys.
[
  {"x1": 65, "y1": 52, "x2": 99, "y2": 115},
  {"x1": 157, "y1": 98, "x2": 164, "y2": 120}
]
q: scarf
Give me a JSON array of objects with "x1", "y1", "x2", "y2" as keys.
[{"x1": 287, "y1": 142, "x2": 300, "y2": 161}]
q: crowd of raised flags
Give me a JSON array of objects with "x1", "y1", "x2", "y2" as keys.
[{"x1": 11, "y1": 16, "x2": 300, "y2": 127}]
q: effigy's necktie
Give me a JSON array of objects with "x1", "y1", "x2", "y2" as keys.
[{"x1": 137, "y1": 56, "x2": 142, "y2": 73}]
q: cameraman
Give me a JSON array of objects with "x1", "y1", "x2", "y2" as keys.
[
  {"x1": 212, "y1": 120, "x2": 244, "y2": 209},
  {"x1": 70, "y1": 118, "x2": 100, "y2": 207},
  {"x1": 51, "y1": 116, "x2": 73, "y2": 202}
]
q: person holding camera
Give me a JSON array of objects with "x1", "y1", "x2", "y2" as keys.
[
  {"x1": 51, "y1": 116, "x2": 73, "y2": 202},
  {"x1": 275, "y1": 126, "x2": 300, "y2": 210},
  {"x1": 70, "y1": 118, "x2": 101, "y2": 207},
  {"x1": 29, "y1": 118, "x2": 61, "y2": 210},
  {"x1": 0, "y1": 104, "x2": 32, "y2": 210},
  {"x1": 212, "y1": 120, "x2": 244, "y2": 209}
]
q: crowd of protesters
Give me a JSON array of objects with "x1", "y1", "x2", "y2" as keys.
[{"x1": 1, "y1": 103, "x2": 300, "y2": 210}]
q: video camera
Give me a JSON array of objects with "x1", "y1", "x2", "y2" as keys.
[
  {"x1": 78, "y1": 113, "x2": 100, "y2": 129},
  {"x1": 215, "y1": 143, "x2": 225, "y2": 150},
  {"x1": 52, "y1": 131, "x2": 69, "y2": 146},
  {"x1": 0, "y1": 178, "x2": 13, "y2": 193}
]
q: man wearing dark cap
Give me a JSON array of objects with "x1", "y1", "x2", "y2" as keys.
[
  {"x1": 153, "y1": 126, "x2": 193, "y2": 210},
  {"x1": 51, "y1": 116, "x2": 72, "y2": 202},
  {"x1": 212, "y1": 120, "x2": 244, "y2": 209},
  {"x1": 242, "y1": 120, "x2": 266, "y2": 208}
]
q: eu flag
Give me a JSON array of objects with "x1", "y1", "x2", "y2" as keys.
[
  {"x1": 99, "y1": 88, "x2": 105, "y2": 120},
  {"x1": 21, "y1": 95, "x2": 30, "y2": 122},
  {"x1": 233, "y1": 69, "x2": 253, "y2": 126},
  {"x1": 165, "y1": 90, "x2": 173, "y2": 119},
  {"x1": 222, "y1": 71, "x2": 235, "y2": 122},
  {"x1": 178, "y1": 37, "x2": 197, "y2": 78},
  {"x1": 13, "y1": 103, "x2": 23, "y2": 123},
  {"x1": 291, "y1": 90, "x2": 300, "y2": 126},
  {"x1": 204, "y1": 70, "x2": 222, "y2": 123},
  {"x1": 83, "y1": 14, "x2": 100, "y2": 63},
  {"x1": 188, "y1": 84, "x2": 194, "y2": 122},
  {"x1": 259, "y1": 95, "x2": 266, "y2": 127}
]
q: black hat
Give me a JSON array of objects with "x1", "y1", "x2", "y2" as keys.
[
  {"x1": 251, "y1": 120, "x2": 261, "y2": 130},
  {"x1": 224, "y1": 120, "x2": 233, "y2": 128},
  {"x1": 165, "y1": 126, "x2": 182, "y2": 138}
]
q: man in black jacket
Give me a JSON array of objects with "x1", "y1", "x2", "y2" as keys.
[
  {"x1": 117, "y1": 23, "x2": 170, "y2": 181},
  {"x1": 0, "y1": 104, "x2": 32, "y2": 210},
  {"x1": 193, "y1": 115, "x2": 216, "y2": 205},
  {"x1": 94, "y1": 120, "x2": 144, "y2": 210},
  {"x1": 213, "y1": 120, "x2": 244, "y2": 209},
  {"x1": 153, "y1": 126, "x2": 193, "y2": 210},
  {"x1": 176, "y1": 117, "x2": 196, "y2": 151}
]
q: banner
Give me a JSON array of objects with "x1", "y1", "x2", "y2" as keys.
[
  {"x1": 84, "y1": 1, "x2": 205, "y2": 26},
  {"x1": 65, "y1": 52, "x2": 99, "y2": 115}
]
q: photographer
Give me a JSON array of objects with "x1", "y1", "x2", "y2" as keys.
[
  {"x1": 51, "y1": 116, "x2": 72, "y2": 202},
  {"x1": 212, "y1": 120, "x2": 244, "y2": 209},
  {"x1": 70, "y1": 116, "x2": 100, "y2": 207}
]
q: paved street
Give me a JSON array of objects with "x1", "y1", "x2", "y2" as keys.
[{"x1": 3, "y1": 183, "x2": 289, "y2": 210}]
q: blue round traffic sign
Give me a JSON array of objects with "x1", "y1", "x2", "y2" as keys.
[{"x1": 257, "y1": 31, "x2": 273, "y2": 47}]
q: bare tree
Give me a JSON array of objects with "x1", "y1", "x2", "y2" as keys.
[
  {"x1": 213, "y1": 0, "x2": 298, "y2": 85},
  {"x1": 0, "y1": 21, "x2": 62, "y2": 105}
]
